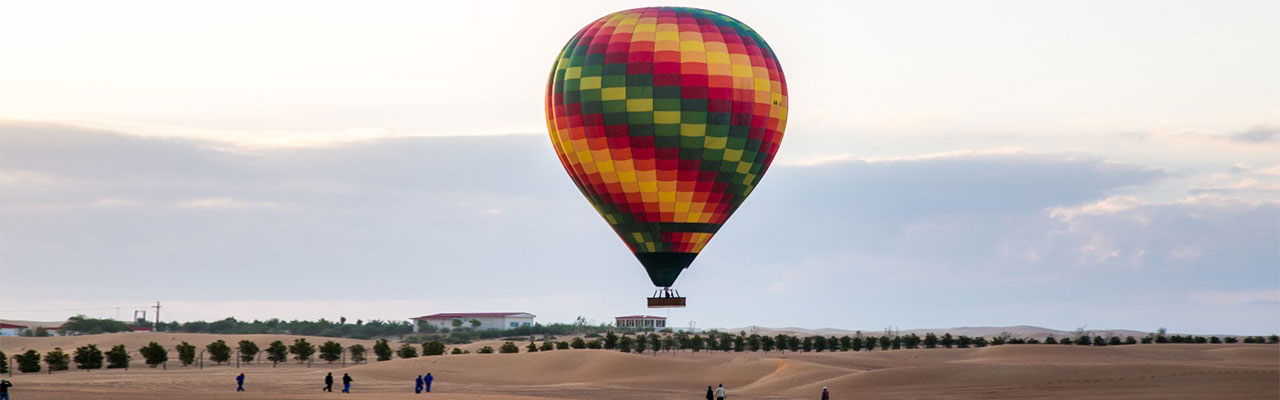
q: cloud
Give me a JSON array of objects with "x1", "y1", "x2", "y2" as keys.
[
  {"x1": 1229, "y1": 125, "x2": 1279, "y2": 144},
  {"x1": 2, "y1": 121, "x2": 1276, "y2": 334}
]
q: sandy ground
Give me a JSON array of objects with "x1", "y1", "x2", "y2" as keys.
[{"x1": 1, "y1": 334, "x2": 1276, "y2": 399}]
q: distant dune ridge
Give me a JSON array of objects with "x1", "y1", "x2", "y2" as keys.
[{"x1": 1, "y1": 331, "x2": 1276, "y2": 399}]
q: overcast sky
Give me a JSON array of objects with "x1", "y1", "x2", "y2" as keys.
[{"x1": 1, "y1": 0, "x2": 1277, "y2": 334}]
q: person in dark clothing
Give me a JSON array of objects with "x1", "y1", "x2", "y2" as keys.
[
  {"x1": 236, "y1": 373, "x2": 245, "y2": 391},
  {"x1": 423, "y1": 373, "x2": 433, "y2": 393},
  {"x1": 1, "y1": 379, "x2": 12, "y2": 400},
  {"x1": 342, "y1": 373, "x2": 353, "y2": 393},
  {"x1": 323, "y1": 373, "x2": 334, "y2": 392},
  {"x1": 705, "y1": 385, "x2": 714, "y2": 400},
  {"x1": 821, "y1": 386, "x2": 830, "y2": 400},
  {"x1": 415, "y1": 375, "x2": 424, "y2": 393}
]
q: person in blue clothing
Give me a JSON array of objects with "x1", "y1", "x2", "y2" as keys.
[
  {"x1": 415, "y1": 375, "x2": 424, "y2": 393},
  {"x1": 341, "y1": 373, "x2": 353, "y2": 393},
  {"x1": 236, "y1": 373, "x2": 245, "y2": 391},
  {"x1": 0, "y1": 379, "x2": 12, "y2": 400},
  {"x1": 423, "y1": 373, "x2": 434, "y2": 393}
]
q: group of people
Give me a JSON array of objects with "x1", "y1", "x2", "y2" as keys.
[
  {"x1": 230, "y1": 371, "x2": 432, "y2": 394},
  {"x1": 322, "y1": 372, "x2": 354, "y2": 393},
  {"x1": 415, "y1": 373, "x2": 434, "y2": 393},
  {"x1": 704, "y1": 384, "x2": 831, "y2": 399}
]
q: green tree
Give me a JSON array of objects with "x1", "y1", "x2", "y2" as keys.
[
  {"x1": 634, "y1": 336, "x2": 647, "y2": 354},
  {"x1": 587, "y1": 339, "x2": 603, "y2": 349},
  {"x1": 33, "y1": 327, "x2": 52, "y2": 337},
  {"x1": 238, "y1": 340, "x2": 259, "y2": 363},
  {"x1": 526, "y1": 340, "x2": 539, "y2": 353},
  {"x1": 1109, "y1": 336, "x2": 1123, "y2": 346},
  {"x1": 570, "y1": 337, "x2": 586, "y2": 349},
  {"x1": 451, "y1": 319, "x2": 464, "y2": 330},
  {"x1": 940, "y1": 333, "x2": 955, "y2": 348},
  {"x1": 396, "y1": 343, "x2": 419, "y2": 358},
  {"x1": 690, "y1": 335, "x2": 704, "y2": 352},
  {"x1": 319, "y1": 341, "x2": 344, "y2": 363},
  {"x1": 618, "y1": 336, "x2": 633, "y2": 353},
  {"x1": 73, "y1": 344, "x2": 104, "y2": 370},
  {"x1": 650, "y1": 334, "x2": 663, "y2": 353},
  {"x1": 788, "y1": 336, "x2": 801, "y2": 352},
  {"x1": 1060, "y1": 337, "x2": 1073, "y2": 345},
  {"x1": 880, "y1": 335, "x2": 892, "y2": 350},
  {"x1": 761, "y1": 335, "x2": 775, "y2": 352},
  {"x1": 747, "y1": 335, "x2": 761, "y2": 352},
  {"x1": 175, "y1": 342, "x2": 197, "y2": 366},
  {"x1": 265, "y1": 340, "x2": 288, "y2": 365},
  {"x1": 348, "y1": 344, "x2": 367, "y2": 363},
  {"x1": 60, "y1": 315, "x2": 132, "y2": 334},
  {"x1": 812, "y1": 336, "x2": 826, "y2": 352},
  {"x1": 864, "y1": 336, "x2": 878, "y2": 352},
  {"x1": 289, "y1": 338, "x2": 316, "y2": 363},
  {"x1": 604, "y1": 332, "x2": 619, "y2": 350},
  {"x1": 719, "y1": 333, "x2": 733, "y2": 352},
  {"x1": 373, "y1": 339, "x2": 393, "y2": 361},
  {"x1": 16, "y1": 350, "x2": 42, "y2": 373},
  {"x1": 923, "y1": 333, "x2": 938, "y2": 349},
  {"x1": 206, "y1": 340, "x2": 232, "y2": 364},
  {"x1": 138, "y1": 342, "x2": 168, "y2": 367},
  {"x1": 105, "y1": 345, "x2": 130, "y2": 368},
  {"x1": 774, "y1": 334, "x2": 788, "y2": 352},
  {"x1": 423, "y1": 341, "x2": 446, "y2": 356},
  {"x1": 499, "y1": 342, "x2": 519, "y2": 353},
  {"x1": 43, "y1": 347, "x2": 71, "y2": 371},
  {"x1": 558, "y1": 341, "x2": 571, "y2": 350},
  {"x1": 957, "y1": 336, "x2": 972, "y2": 349},
  {"x1": 469, "y1": 319, "x2": 482, "y2": 329},
  {"x1": 1044, "y1": 336, "x2": 1058, "y2": 344},
  {"x1": 0, "y1": 350, "x2": 7, "y2": 373},
  {"x1": 478, "y1": 346, "x2": 495, "y2": 354},
  {"x1": 662, "y1": 335, "x2": 676, "y2": 352},
  {"x1": 540, "y1": 341, "x2": 554, "y2": 351}
]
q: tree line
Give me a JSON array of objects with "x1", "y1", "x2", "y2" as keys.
[{"x1": 5, "y1": 330, "x2": 1275, "y2": 374}]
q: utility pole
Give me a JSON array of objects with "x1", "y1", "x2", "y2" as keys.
[{"x1": 152, "y1": 302, "x2": 161, "y2": 332}]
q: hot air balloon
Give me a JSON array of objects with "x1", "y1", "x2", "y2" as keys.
[{"x1": 545, "y1": 7, "x2": 787, "y2": 307}]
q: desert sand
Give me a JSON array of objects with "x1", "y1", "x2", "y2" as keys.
[{"x1": 2, "y1": 333, "x2": 1276, "y2": 399}]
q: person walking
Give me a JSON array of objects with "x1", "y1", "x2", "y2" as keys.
[
  {"x1": 716, "y1": 383, "x2": 727, "y2": 400},
  {"x1": 423, "y1": 373, "x2": 433, "y2": 393},
  {"x1": 323, "y1": 372, "x2": 334, "y2": 392},
  {"x1": 342, "y1": 373, "x2": 353, "y2": 393},
  {"x1": 821, "y1": 386, "x2": 830, "y2": 400},
  {"x1": 236, "y1": 373, "x2": 245, "y2": 392},
  {"x1": 415, "y1": 375, "x2": 424, "y2": 393},
  {"x1": 0, "y1": 379, "x2": 12, "y2": 400},
  {"x1": 705, "y1": 385, "x2": 714, "y2": 400}
]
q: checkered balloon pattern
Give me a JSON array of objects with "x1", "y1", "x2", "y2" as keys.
[{"x1": 546, "y1": 7, "x2": 787, "y2": 284}]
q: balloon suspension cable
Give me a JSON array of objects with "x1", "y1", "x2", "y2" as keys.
[{"x1": 647, "y1": 287, "x2": 686, "y2": 308}]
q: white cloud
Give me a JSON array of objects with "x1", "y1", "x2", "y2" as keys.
[{"x1": 176, "y1": 197, "x2": 289, "y2": 210}]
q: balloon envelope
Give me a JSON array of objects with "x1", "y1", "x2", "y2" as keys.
[{"x1": 545, "y1": 7, "x2": 787, "y2": 287}]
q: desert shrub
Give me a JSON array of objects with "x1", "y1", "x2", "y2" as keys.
[
  {"x1": 206, "y1": 340, "x2": 232, "y2": 364},
  {"x1": 238, "y1": 340, "x2": 259, "y2": 363},
  {"x1": 44, "y1": 347, "x2": 71, "y2": 371},
  {"x1": 570, "y1": 337, "x2": 586, "y2": 349},
  {"x1": 289, "y1": 338, "x2": 315, "y2": 363},
  {"x1": 373, "y1": 339, "x2": 393, "y2": 361},
  {"x1": 139, "y1": 342, "x2": 168, "y2": 367},
  {"x1": 175, "y1": 342, "x2": 197, "y2": 366},
  {"x1": 348, "y1": 344, "x2": 367, "y2": 363},
  {"x1": 422, "y1": 341, "x2": 446, "y2": 356},
  {"x1": 540, "y1": 341, "x2": 554, "y2": 351},
  {"x1": 319, "y1": 341, "x2": 343, "y2": 363},
  {"x1": 73, "y1": 344, "x2": 104, "y2": 370},
  {"x1": 587, "y1": 339, "x2": 603, "y2": 349},
  {"x1": 396, "y1": 343, "x2": 418, "y2": 358},
  {"x1": 16, "y1": 350, "x2": 42, "y2": 373},
  {"x1": 265, "y1": 341, "x2": 288, "y2": 364},
  {"x1": 105, "y1": 345, "x2": 130, "y2": 368},
  {"x1": 477, "y1": 346, "x2": 495, "y2": 354},
  {"x1": 499, "y1": 342, "x2": 519, "y2": 353}
]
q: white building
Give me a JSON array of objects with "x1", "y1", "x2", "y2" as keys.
[
  {"x1": 615, "y1": 315, "x2": 666, "y2": 329},
  {"x1": 410, "y1": 312, "x2": 535, "y2": 332},
  {"x1": 0, "y1": 323, "x2": 26, "y2": 336}
]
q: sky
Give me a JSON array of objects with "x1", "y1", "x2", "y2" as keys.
[{"x1": 1, "y1": 0, "x2": 1277, "y2": 334}]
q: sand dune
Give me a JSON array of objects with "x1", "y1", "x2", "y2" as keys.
[{"x1": 0, "y1": 333, "x2": 1275, "y2": 399}]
